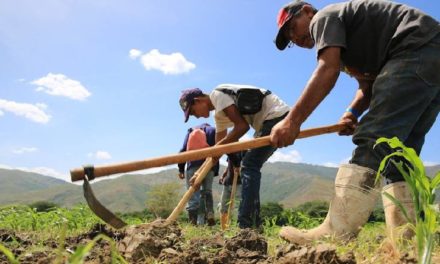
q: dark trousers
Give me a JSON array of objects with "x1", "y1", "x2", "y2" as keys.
[
  {"x1": 238, "y1": 114, "x2": 286, "y2": 228},
  {"x1": 351, "y1": 33, "x2": 440, "y2": 182}
]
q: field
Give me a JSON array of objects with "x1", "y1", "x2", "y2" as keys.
[{"x1": 1, "y1": 204, "x2": 439, "y2": 264}]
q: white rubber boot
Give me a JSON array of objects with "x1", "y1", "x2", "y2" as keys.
[
  {"x1": 280, "y1": 164, "x2": 382, "y2": 244},
  {"x1": 382, "y1": 181, "x2": 415, "y2": 240}
]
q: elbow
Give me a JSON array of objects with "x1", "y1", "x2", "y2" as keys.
[
  {"x1": 325, "y1": 65, "x2": 340, "y2": 84},
  {"x1": 317, "y1": 64, "x2": 340, "y2": 89},
  {"x1": 238, "y1": 122, "x2": 250, "y2": 135}
]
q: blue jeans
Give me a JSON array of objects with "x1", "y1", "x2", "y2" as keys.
[
  {"x1": 185, "y1": 166, "x2": 214, "y2": 220},
  {"x1": 220, "y1": 184, "x2": 242, "y2": 214},
  {"x1": 351, "y1": 33, "x2": 440, "y2": 182},
  {"x1": 238, "y1": 114, "x2": 286, "y2": 228}
]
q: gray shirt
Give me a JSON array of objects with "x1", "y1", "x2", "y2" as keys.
[{"x1": 310, "y1": 0, "x2": 440, "y2": 77}]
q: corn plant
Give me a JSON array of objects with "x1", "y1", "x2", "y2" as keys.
[
  {"x1": 282, "y1": 209, "x2": 322, "y2": 229},
  {"x1": 374, "y1": 137, "x2": 440, "y2": 264},
  {"x1": 0, "y1": 243, "x2": 19, "y2": 264},
  {"x1": 68, "y1": 234, "x2": 128, "y2": 264}
]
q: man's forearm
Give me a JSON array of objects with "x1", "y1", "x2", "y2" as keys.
[
  {"x1": 348, "y1": 79, "x2": 373, "y2": 115},
  {"x1": 218, "y1": 124, "x2": 248, "y2": 145}
]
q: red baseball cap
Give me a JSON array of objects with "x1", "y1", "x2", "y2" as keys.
[{"x1": 275, "y1": 0, "x2": 310, "y2": 50}]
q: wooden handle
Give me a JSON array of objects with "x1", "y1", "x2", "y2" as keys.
[
  {"x1": 166, "y1": 158, "x2": 214, "y2": 223},
  {"x1": 70, "y1": 123, "x2": 345, "y2": 182},
  {"x1": 224, "y1": 167, "x2": 239, "y2": 230}
]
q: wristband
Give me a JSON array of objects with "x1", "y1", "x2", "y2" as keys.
[{"x1": 346, "y1": 107, "x2": 361, "y2": 119}]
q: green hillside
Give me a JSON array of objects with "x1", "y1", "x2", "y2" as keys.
[{"x1": 0, "y1": 163, "x2": 438, "y2": 213}]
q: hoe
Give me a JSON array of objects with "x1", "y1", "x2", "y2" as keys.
[{"x1": 70, "y1": 123, "x2": 345, "y2": 228}]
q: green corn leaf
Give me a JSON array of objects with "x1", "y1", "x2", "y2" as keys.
[
  {"x1": 430, "y1": 171, "x2": 440, "y2": 190},
  {"x1": 382, "y1": 192, "x2": 412, "y2": 224},
  {"x1": 0, "y1": 243, "x2": 19, "y2": 264}
]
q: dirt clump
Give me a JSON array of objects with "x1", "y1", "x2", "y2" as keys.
[
  {"x1": 66, "y1": 223, "x2": 126, "y2": 244},
  {"x1": 158, "y1": 228, "x2": 271, "y2": 264},
  {"x1": 117, "y1": 219, "x2": 182, "y2": 262},
  {"x1": 0, "y1": 229, "x2": 31, "y2": 246},
  {"x1": 220, "y1": 228, "x2": 270, "y2": 263},
  {"x1": 275, "y1": 243, "x2": 356, "y2": 264}
]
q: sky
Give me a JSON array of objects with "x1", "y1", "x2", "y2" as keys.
[{"x1": 0, "y1": 0, "x2": 439, "y2": 182}]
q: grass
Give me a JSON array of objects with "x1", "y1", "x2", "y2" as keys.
[{"x1": 0, "y1": 200, "x2": 439, "y2": 263}]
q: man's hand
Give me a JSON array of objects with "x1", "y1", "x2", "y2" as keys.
[
  {"x1": 270, "y1": 118, "x2": 300, "y2": 148},
  {"x1": 189, "y1": 175, "x2": 201, "y2": 191},
  {"x1": 338, "y1": 112, "x2": 358, "y2": 136},
  {"x1": 219, "y1": 169, "x2": 227, "y2": 184},
  {"x1": 178, "y1": 172, "x2": 185, "y2": 179},
  {"x1": 233, "y1": 167, "x2": 240, "y2": 176},
  {"x1": 189, "y1": 175, "x2": 196, "y2": 186}
]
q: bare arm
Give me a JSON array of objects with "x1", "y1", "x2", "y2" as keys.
[
  {"x1": 349, "y1": 78, "x2": 373, "y2": 113},
  {"x1": 216, "y1": 104, "x2": 250, "y2": 145},
  {"x1": 338, "y1": 78, "x2": 373, "y2": 135},
  {"x1": 270, "y1": 46, "x2": 341, "y2": 147}
]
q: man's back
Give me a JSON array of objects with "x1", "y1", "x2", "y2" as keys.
[{"x1": 311, "y1": 0, "x2": 440, "y2": 75}]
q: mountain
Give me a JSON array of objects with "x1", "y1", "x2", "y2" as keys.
[
  {"x1": 0, "y1": 163, "x2": 438, "y2": 213},
  {"x1": 426, "y1": 165, "x2": 440, "y2": 177}
]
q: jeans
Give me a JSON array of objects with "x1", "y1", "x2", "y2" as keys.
[
  {"x1": 351, "y1": 33, "x2": 440, "y2": 182},
  {"x1": 185, "y1": 166, "x2": 214, "y2": 223},
  {"x1": 220, "y1": 184, "x2": 242, "y2": 214},
  {"x1": 238, "y1": 114, "x2": 286, "y2": 228}
]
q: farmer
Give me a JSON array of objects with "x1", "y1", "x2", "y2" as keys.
[
  {"x1": 178, "y1": 123, "x2": 219, "y2": 226},
  {"x1": 218, "y1": 150, "x2": 246, "y2": 229},
  {"x1": 272, "y1": 0, "x2": 440, "y2": 244},
  {"x1": 179, "y1": 84, "x2": 290, "y2": 229}
]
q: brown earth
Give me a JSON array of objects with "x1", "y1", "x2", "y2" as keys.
[{"x1": 0, "y1": 222, "x2": 425, "y2": 264}]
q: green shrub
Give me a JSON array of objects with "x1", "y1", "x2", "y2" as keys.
[
  {"x1": 28, "y1": 201, "x2": 59, "y2": 212},
  {"x1": 260, "y1": 202, "x2": 284, "y2": 224},
  {"x1": 293, "y1": 200, "x2": 329, "y2": 218}
]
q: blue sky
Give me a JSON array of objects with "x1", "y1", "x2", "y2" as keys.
[{"x1": 0, "y1": 0, "x2": 439, "y2": 182}]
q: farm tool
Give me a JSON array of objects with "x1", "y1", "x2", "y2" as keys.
[{"x1": 71, "y1": 123, "x2": 345, "y2": 228}]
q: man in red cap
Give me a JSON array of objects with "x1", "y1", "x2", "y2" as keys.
[{"x1": 271, "y1": 0, "x2": 440, "y2": 244}]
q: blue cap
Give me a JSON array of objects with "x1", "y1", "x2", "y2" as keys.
[{"x1": 179, "y1": 88, "x2": 204, "y2": 122}]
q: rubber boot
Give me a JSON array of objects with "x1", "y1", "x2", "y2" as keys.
[
  {"x1": 220, "y1": 213, "x2": 229, "y2": 230},
  {"x1": 206, "y1": 212, "x2": 216, "y2": 226},
  {"x1": 280, "y1": 164, "x2": 382, "y2": 244},
  {"x1": 188, "y1": 210, "x2": 197, "y2": 225},
  {"x1": 382, "y1": 181, "x2": 415, "y2": 241}
]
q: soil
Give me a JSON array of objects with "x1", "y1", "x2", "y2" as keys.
[{"x1": 0, "y1": 223, "x2": 429, "y2": 264}]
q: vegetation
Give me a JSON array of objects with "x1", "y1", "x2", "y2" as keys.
[
  {"x1": 0, "y1": 201, "x2": 439, "y2": 263},
  {"x1": 375, "y1": 137, "x2": 440, "y2": 264},
  {"x1": 145, "y1": 182, "x2": 183, "y2": 218},
  {"x1": 28, "y1": 201, "x2": 59, "y2": 212}
]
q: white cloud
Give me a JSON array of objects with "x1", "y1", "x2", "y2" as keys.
[
  {"x1": 0, "y1": 164, "x2": 68, "y2": 182},
  {"x1": 129, "y1": 48, "x2": 142, "y2": 59},
  {"x1": 268, "y1": 149, "x2": 302, "y2": 163},
  {"x1": 31, "y1": 73, "x2": 91, "y2": 101},
  {"x1": 321, "y1": 157, "x2": 350, "y2": 168},
  {"x1": 28, "y1": 167, "x2": 68, "y2": 181},
  {"x1": 0, "y1": 99, "x2": 51, "y2": 123},
  {"x1": 132, "y1": 49, "x2": 196, "y2": 75},
  {"x1": 424, "y1": 161, "x2": 439, "y2": 166},
  {"x1": 322, "y1": 162, "x2": 339, "y2": 168},
  {"x1": 127, "y1": 165, "x2": 174, "y2": 175},
  {"x1": 88, "y1": 150, "x2": 112, "y2": 160},
  {"x1": 12, "y1": 147, "x2": 38, "y2": 154}
]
